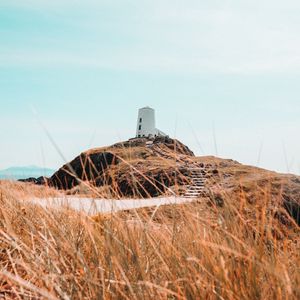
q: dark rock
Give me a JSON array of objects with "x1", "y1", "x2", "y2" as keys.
[
  {"x1": 291, "y1": 177, "x2": 300, "y2": 184},
  {"x1": 116, "y1": 168, "x2": 189, "y2": 198},
  {"x1": 212, "y1": 169, "x2": 219, "y2": 175},
  {"x1": 46, "y1": 137, "x2": 194, "y2": 195},
  {"x1": 19, "y1": 176, "x2": 48, "y2": 185},
  {"x1": 36, "y1": 176, "x2": 48, "y2": 185},
  {"x1": 275, "y1": 211, "x2": 294, "y2": 227},
  {"x1": 49, "y1": 152, "x2": 119, "y2": 190},
  {"x1": 224, "y1": 174, "x2": 232, "y2": 178},
  {"x1": 208, "y1": 192, "x2": 225, "y2": 207},
  {"x1": 283, "y1": 197, "x2": 300, "y2": 226},
  {"x1": 19, "y1": 177, "x2": 39, "y2": 184}
]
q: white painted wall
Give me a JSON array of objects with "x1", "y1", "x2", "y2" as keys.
[
  {"x1": 136, "y1": 106, "x2": 167, "y2": 138},
  {"x1": 136, "y1": 107, "x2": 157, "y2": 137}
]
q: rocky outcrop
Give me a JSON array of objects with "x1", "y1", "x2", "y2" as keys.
[
  {"x1": 19, "y1": 136, "x2": 300, "y2": 228},
  {"x1": 19, "y1": 176, "x2": 48, "y2": 185},
  {"x1": 47, "y1": 137, "x2": 194, "y2": 195},
  {"x1": 115, "y1": 167, "x2": 190, "y2": 198},
  {"x1": 49, "y1": 152, "x2": 119, "y2": 190},
  {"x1": 283, "y1": 194, "x2": 300, "y2": 226}
]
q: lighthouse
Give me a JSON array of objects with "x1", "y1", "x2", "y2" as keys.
[{"x1": 136, "y1": 107, "x2": 166, "y2": 138}]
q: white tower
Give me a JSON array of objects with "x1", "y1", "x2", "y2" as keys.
[{"x1": 136, "y1": 106, "x2": 166, "y2": 138}]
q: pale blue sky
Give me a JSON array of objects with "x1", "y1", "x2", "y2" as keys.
[{"x1": 0, "y1": 0, "x2": 299, "y2": 174}]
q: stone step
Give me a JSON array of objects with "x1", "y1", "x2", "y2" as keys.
[
  {"x1": 193, "y1": 186, "x2": 205, "y2": 189},
  {"x1": 184, "y1": 166, "x2": 208, "y2": 198},
  {"x1": 185, "y1": 193, "x2": 202, "y2": 197},
  {"x1": 185, "y1": 191, "x2": 202, "y2": 195},
  {"x1": 184, "y1": 192, "x2": 207, "y2": 198},
  {"x1": 186, "y1": 190, "x2": 204, "y2": 194},
  {"x1": 187, "y1": 184, "x2": 205, "y2": 187}
]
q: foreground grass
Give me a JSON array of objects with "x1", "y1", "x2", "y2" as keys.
[{"x1": 0, "y1": 183, "x2": 299, "y2": 299}]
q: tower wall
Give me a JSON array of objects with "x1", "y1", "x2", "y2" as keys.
[{"x1": 136, "y1": 107, "x2": 157, "y2": 138}]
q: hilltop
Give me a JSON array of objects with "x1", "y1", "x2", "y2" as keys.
[
  {"x1": 48, "y1": 136, "x2": 195, "y2": 196},
  {"x1": 0, "y1": 166, "x2": 54, "y2": 180},
  {"x1": 21, "y1": 136, "x2": 297, "y2": 227}
]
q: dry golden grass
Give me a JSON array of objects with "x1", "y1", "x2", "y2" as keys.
[
  {"x1": 0, "y1": 180, "x2": 61, "y2": 200},
  {"x1": 0, "y1": 139, "x2": 299, "y2": 299},
  {"x1": 0, "y1": 176, "x2": 299, "y2": 299}
]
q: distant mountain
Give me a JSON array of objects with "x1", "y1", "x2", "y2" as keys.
[{"x1": 0, "y1": 166, "x2": 55, "y2": 180}]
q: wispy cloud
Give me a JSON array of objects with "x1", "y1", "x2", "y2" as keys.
[{"x1": 1, "y1": 1, "x2": 300, "y2": 74}]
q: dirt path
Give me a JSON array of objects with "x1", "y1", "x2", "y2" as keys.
[{"x1": 29, "y1": 196, "x2": 195, "y2": 215}]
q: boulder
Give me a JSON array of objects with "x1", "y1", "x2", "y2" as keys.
[{"x1": 49, "y1": 152, "x2": 119, "y2": 189}]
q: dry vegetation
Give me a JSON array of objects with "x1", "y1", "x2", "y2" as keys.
[
  {"x1": 0, "y1": 173, "x2": 299, "y2": 299},
  {"x1": 0, "y1": 181, "x2": 61, "y2": 200},
  {"x1": 47, "y1": 138, "x2": 194, "y2": 197},
  {"x1": 0, "y1": 138, "x2": 299, "y2": 299}
]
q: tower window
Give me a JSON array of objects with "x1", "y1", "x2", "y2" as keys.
[
  {"x1": 139, "y1": 118, "x2": 142, "y2": 123},
  {"x1": 139, "y1": 125, "x2": 142, "y2": 130}
]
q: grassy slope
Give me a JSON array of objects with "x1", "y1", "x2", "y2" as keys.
[
  {"x1": 53, "y1": 139, "x2": 300, "y2": 210},
  {"x1": 0, "y1": 183, "x2": 299, "y2": 299},
  {"x1": 0, "y1": 180, "x2": 61, "y2": 200},
  {"x1": 0, "y1": 142, "x2": 299, "y2": 299},
  {"x1": 1, "y1": 161, "x2": 300, "y2": 299}
]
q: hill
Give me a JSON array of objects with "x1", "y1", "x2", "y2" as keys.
[
  {"x1": 0, "y1": 166, "x2": 55, "y2": 180},
  {"x1": 48, "y1": 136, "x2": 194, "y2": 196},
  {"x1": 43, "y1": 137, "x2": 300, "y2": 226},
  {"x1": 0, "y1": 137, "x2": 299, "y2": 298}
]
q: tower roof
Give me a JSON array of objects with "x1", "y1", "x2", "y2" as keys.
[{"x1": 140, "y1": 106, "x2": 154, "y2": 110}]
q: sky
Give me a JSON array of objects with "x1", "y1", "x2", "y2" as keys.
[{"x1": 0, "y1": 0, "x2": 300, "y2": 174}]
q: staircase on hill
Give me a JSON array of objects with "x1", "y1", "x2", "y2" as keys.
[
  {"x1": 184, "y1": 167, "x2": 208, "y2": 199},
  {"x1": 148, "y1": 143, "x2": 209, "y2": 199}
]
